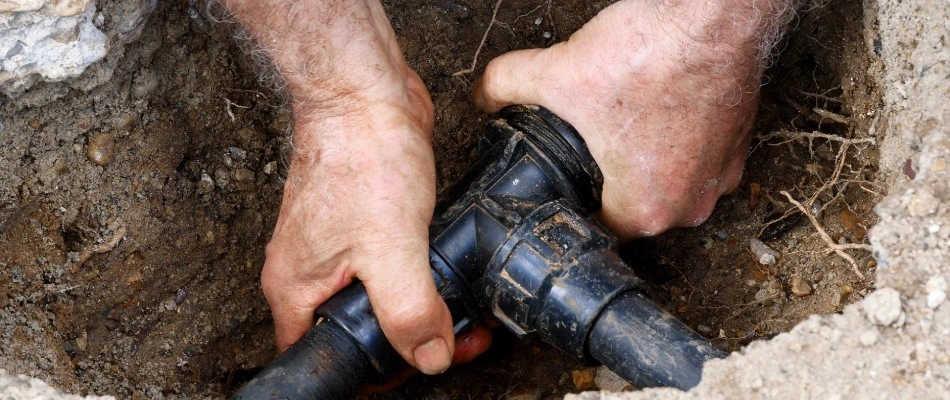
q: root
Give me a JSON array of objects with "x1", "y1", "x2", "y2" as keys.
[
  {"x1": 780, "y1": 191, "x2": 870, "y2": 279},
  {"x1": 70, "y1": 225, "x2": 127, "y2": 273},
  {"x1": 454, "y1": 0, "x2": 504, "y2": 76}
]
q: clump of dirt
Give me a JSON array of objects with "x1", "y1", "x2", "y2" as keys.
[{"x1": 0, "y1": 0, "x2": 880, "y2": 399}]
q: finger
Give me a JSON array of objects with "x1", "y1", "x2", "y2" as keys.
[
  {"x1": 360, "y1": 245, "x2": 455, "y2": 375},
  {"x1": 473, "y1": 48, "x2": 552, "y2": 113},
  {"x1": 357, "y1": 325, "x2": 494, "y2": 395},
  {"x1": 451, "y1": 325, "x2": 493, "y2": 365},
  {"x1": 261, "y1": 252, "x2": 346, "y2": 353}
]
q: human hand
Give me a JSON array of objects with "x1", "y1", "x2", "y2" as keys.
[
  {"x1": 222, "y1": 0, "x2": 491, "y2": 375},
  {"x1": 474, "y1": 0, "x2": 792, "y2": 239}
]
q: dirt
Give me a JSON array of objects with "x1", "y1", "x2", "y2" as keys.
[{"x1": 0, "y1": 1, "x2": 883, "y2": 399}]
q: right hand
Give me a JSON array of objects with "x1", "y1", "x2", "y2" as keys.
[{"x1": 254, "y1": 1, "x2": 474, "y2": 375}]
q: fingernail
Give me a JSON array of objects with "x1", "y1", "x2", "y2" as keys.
[{"x1": 413, "y1": 337, "x2": 451, "y2": 375}]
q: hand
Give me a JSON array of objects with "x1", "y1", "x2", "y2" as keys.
[
  {"x1": 474, "y1": 0, "x2": 786, "y2": 239},
  {"x1": 222, "y1": 0, "x2": 490, "y2": 375}
]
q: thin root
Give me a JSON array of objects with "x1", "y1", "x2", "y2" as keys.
[
  {"x1": 780, "y1": 191, "x2": 870, "y2": 279},
  {"x1": 454, "y1": 0, "x2": 504, "y2": 76}
]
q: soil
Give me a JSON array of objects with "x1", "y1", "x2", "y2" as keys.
[{"x1": 0, "y1": 0, "x2": 882, "y2": 399}]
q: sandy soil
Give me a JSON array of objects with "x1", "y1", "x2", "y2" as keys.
[{"x1": 0, "y1": 0, "x2": 890, "y2": 399}]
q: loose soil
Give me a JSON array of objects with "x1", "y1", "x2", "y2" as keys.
[{"x1": 0, "y1": 0, "x2": 881, "y2": 399}]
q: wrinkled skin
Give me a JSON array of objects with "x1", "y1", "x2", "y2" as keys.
[{"x1": 222, "y1": 0, "x2": 781, "y2": 386}]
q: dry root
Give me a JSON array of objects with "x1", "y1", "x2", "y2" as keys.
[
  {"x1": 780, "y1": 191, "x2": 870, "y2": 278},
  {"x1": 70, "y1": 225, "x2": 127, "y2": 273}
]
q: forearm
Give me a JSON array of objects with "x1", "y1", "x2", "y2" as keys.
[{"x1": 220, "y1": 0, "x2": 431, "y2": 169}]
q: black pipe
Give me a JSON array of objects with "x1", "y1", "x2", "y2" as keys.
[
  {"x1": 232, "y1": 319, "x2": 374, "y2": 400},
  {"x1": 232, "y1": 105, "x2": 725, "y2": 399},
  {"x1": 588, "y1": 291, "x2": 726, "y2": 390}
]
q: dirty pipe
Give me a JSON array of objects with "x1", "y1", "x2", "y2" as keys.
[{"x1": 232, "y1": 105, "x2": 725, "y2": 399}]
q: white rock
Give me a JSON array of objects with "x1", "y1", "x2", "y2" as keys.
[
  {"x1": 926, "y1": 276, "x2": 947, "y2": 309},
  {"x1": 863, "y1": 288, "x2": 904, "y2": 327},
  {"x1": 1, "y1": 0, "x2": 107, "y2": 95},
  {"x1": 749, "y1": 238, "x2": 781, "y2": 265}
]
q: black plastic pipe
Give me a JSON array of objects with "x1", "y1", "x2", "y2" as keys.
[
  {"x1": 232, "y1": 105, "x2": 725, "y2": 399},
  {"x1": 588, "y1": 291, "x2": 726, "y2": 389}
]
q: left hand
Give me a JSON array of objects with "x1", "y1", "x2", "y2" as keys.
[{"x1": 474, "y1": 0, "x2": 776, "y2": 239}]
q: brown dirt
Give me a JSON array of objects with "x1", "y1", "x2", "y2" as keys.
[{"x1": 0, "y1": 0, "x2": 881, "y2": 399}]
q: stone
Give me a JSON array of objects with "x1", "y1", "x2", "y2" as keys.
[
  {"x1": 749, "y1": 238, "x2": 781, "y2": 265},
  {"x1": 791, "y1": 277, "x2": 813, "y2": 297},
  {"x1": 863, "y1": 288, "x2": 904, "y2": 327},
  {"x1": 925, "y1": 276, "x2": 947, "y2": 309},
  {"x1": 86, "y1": 132, "x2": 115, "y2": 166},
  {"x1": 572, "y1": 368, "x2": 597, "y2": 391},
  {"x1": 0, "y1": 1, "x2": 108, "y2": 95}
]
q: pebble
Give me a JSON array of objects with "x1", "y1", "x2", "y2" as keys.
[
  {"x1": 175, "y1": 288, "x2": 187, "y2": 305},
  {"x1": 233, "y1": 168, "x2": 255, "y2": 182},
  {"x1": 863, "y1": 288, "x2": 903, "y2": 327},
  {"x1": 263, "y1": 161, "x2": 278, "y2": 175},
  {"x1": 925, "y1": 276, "x2": 947, "y2": 309},
  {"x1": 791, "y1": 277, "x2": 813, "y2": 297},
  {"x1": 839, "y1": 209, "x2": 867, "y2": 240},
  {"x1": 75, "y1": 330, "x2": 88, "y2": 352},
  {"x1": 571, "y1": 368, "x2": 597, "y2": 391},
  {"x1": 86, "y1": 132, "x2": 116, "y2": 166},
  {"x1": 697, "y1": 325, "x2": 712, "y2": 334},
  {"x1": 197, "y1": 173, "x2": 215, "y2": 194},
  {"x1": 858, "y1": 329, "x2": 879, "y2": 346},
  {"x1": 162, "y1": 298, "x2": 178, "y2": 312},
  {"x1": 749, "y1": 238, "x2": 781, "y2": 265},
  {"x1": 714, "y1": 230, "x2": 729, "y2": 240},
  {"x1": 832, "y1": 284, "x2": 853, "y2": 308},
  {"x1": 228, "y1": 147, "x2": 247, "y2": 161}
]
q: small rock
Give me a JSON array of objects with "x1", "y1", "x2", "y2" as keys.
[
  {"x1": 926, "y1": 276, "x2": 947, "y2": 309},
  {"x1": 228, "y1": 147, "x2": 247, "y2": 161},
  {"x1": 86, "y1": 132, "x2": 116, "y2": 166},
  {"x1": 175, "y1": 288, "x2": 187, "y2": 305},
  {"x1": 571, "y1": 368, "x2": 597, "y2": 391},
  {"x1": 233, "y1": 168, "x2": 255, "y2": 182},
  {"x1": 713, "y1": 230, "x2": 729, "y2": 240},
  {"x1": 595, "y1": 365, "x2": 631, "y2": 392},
  {"x1": 263, "y1": 161, "x2": 278, "y2": 175},
  {"x1": 832, "y1": 284, "x2": 853, "y2": 308},
  {"x1": 749, "y1": 238, "x2": 781, "y2": 265},
  {"x1": 863, "y1": 288, "x2": 903, "y2": 327},
  {"x1": 505, "y1": 387, "x2": 540, "y2": 400},
  {"x1": 163, "y1": 298, "x2": 178, "y2": 312},
  {"x1": 858, "y1": 329, "x2": 879, "y2": 346},
  {"x1": 791, "y1": 277, "x2": 813, "y2": 297},
  {"x1": 697, "y1": 325, "x2": 712, "y2": 334},
  {"x1": 75, "y1": 330, "x2": 88, "y2": 352},
  {"x1": 839, "y1": 209, "x2": 867, "y2": 240},
  {"x1": 197, "y1": 173, "x2": 215, "y2": 194}
]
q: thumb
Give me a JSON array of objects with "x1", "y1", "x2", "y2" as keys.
[
  {"x1": 473, "y1": 47, "x2": 553, "y2": 113},
  {"x1": 360, "y1": 243, "x2": 455, "y2": 375}
]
